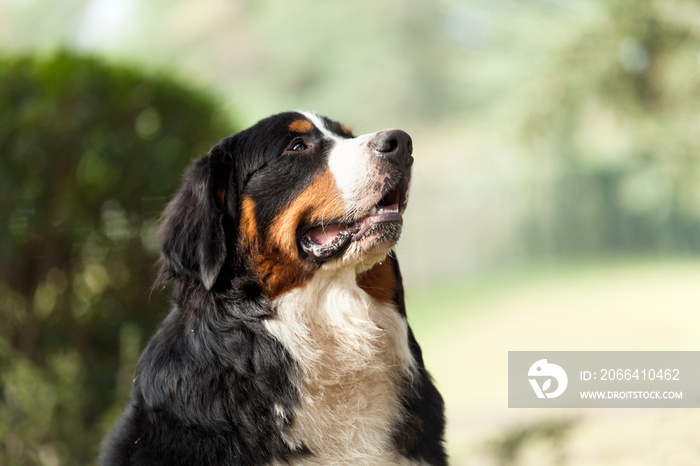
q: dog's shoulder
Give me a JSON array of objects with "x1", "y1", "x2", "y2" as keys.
[{"x1": 103, "y1": 289, "x2": 305, "y2": 465}]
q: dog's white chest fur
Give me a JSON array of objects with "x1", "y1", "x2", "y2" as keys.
[{"x1": 265, "y1": 269, "x2": 417, "y2": 465}]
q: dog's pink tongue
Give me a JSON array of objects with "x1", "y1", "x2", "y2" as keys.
[{"x1": 307, "y1": 224, "x2": 347, "y2": 246}]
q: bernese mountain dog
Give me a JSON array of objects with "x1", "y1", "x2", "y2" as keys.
[{"x1": 101, "y1": 112, "x2": 447, "y2": 465}]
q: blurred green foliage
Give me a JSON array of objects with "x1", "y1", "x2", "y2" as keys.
[
  {"x1": 0, "y1": 52, "x2": 232, "y2": 465},
  {"x1": 506, "y1": 0, "x2": 700, "y2": 256}
]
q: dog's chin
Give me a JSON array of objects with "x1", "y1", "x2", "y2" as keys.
[
  {"x1": 342, "y1": 222, "x2": 403, "y2": 272},
  {"x1": 323, "y1": 243, "x2": 399, "y2": 274}
]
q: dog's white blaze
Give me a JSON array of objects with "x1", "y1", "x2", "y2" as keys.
[
  {"x1": 326, "y1": 133, "x2": 382, "y2": 214},
  {"x1": 301, "y1": 111, "x2": 343, "y2": 142},
  {"x1": 265, "y1": 268, "x2": 417, "y2": 465}
]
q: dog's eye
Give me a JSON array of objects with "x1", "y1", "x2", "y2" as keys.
[{"x1": 286, "y1": 139, "x2": 308, "y2": 153}]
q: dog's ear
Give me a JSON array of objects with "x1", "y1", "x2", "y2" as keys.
[{"x1": 158, "y1": 143, "x2": 235, "y2": 290}]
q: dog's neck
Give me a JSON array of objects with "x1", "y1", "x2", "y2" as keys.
[
  {"x1": 268, "y1": 266, "x2": 415, "y2": 380},
  {"x1": 264, "y1": 267, "x2": 417, "y2": 464}
]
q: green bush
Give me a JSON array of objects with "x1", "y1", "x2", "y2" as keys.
[{"x1": 0, "y1": 52, "x2": 233, "y2": 465}]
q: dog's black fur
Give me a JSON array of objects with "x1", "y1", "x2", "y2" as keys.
[{"x1": 101, "y1": 112, "x2": 446, "y2": 465}]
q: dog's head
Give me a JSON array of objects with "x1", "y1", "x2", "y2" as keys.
[{"x1": 158, "y1": 111, "x2": 413, "y2": 297}]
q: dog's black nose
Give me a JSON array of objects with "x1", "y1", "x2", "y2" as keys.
[{"x1": 371, "y1": 130, "x2": 414, "y2": 167}]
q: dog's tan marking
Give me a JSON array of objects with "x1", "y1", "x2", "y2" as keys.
[
  {"x1": 217, "y1": 186, "x2": 227, "y2": 206},
  {"x1": 289, "y1": 119, "x2": 314, "y2": 134},
  {"x1": 357, "y1": 259, "x2": 398, "y2": 305},
  {"x1": 273, "y1": 171, "x2": 347, "y2": 246},
  {"x1": 239, "y1": 195, "x2": 258, "y2": 250},
  {"x1": 245, "y1": 170, "x2": 347, "y2": 298}
]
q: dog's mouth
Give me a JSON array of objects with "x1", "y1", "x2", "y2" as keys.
[{"x1": 299, "y1": 185, "x2": 406, "y2": 261}]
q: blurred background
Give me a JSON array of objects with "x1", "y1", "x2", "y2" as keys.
[{"x1": 1, "y1": 0, "x2": 699, "y2": 464}]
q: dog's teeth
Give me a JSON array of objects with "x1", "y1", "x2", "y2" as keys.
[
  {"x1": 376, "y1": 207, "x2": 398, "y2": 215},
  {"x1": 370, "y1": 207, "x2": 377, "y2": 215}
]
